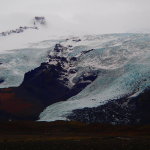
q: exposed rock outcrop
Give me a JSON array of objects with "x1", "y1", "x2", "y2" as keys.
[
  {"x1": 0, "y1": 63, "x2": 3, "y2": 84},
  {"x1": 0, "y1": 16, "x2": 47, "y2": 37},
  {"x1": 0, "y1": 26, "x2": 38, "y2": 37},
  {"x1": 33, "y1": 16, "x2": 46, "y2": 26},
  {"x1": 0, "y1": 79, "x2": 4, "y2": 84},
  {"x1": 67, "y1": 88, "x2": 150, "y2": 125},
  {"x1": 19, "y1": 43, "x2": 97, "y2": 106}
]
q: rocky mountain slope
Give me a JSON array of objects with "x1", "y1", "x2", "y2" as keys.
[{"x1": 67, "y1": 88, "x2": 150, "y2": 125}]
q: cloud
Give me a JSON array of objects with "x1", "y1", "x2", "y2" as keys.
[{"x1": 0, "y1": 0, "x2": 150, "y2": 34}]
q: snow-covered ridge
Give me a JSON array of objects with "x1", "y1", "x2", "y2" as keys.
[
  {"x1": 0, "y1": 26, "x2": 38, "y2": 37},
  {"x1": 0, "y1": 16, "x2": 46, "y2": 37}
]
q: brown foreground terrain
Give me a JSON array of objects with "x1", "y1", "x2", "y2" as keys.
[{"x1": 0, "y1": 121, "x2": 150, "y2": 150}]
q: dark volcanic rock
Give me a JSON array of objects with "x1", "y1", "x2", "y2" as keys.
[
  {"x1": 54, "y1": 44, "x2": 67, "y2": 52},
  {"x1": 70, "y1": 57, "x2": 77, "y2": 62},
  {"x1": 82, "y1": 49, "x2": 95, "y2": 55},
  {"x1": 72, "y1": 39, "x2": 81, "y2": 42},
  {"x1": 19, "y1": 62, "x2": 71, "y2": 106},
  {"x1": 0, "y1": 79, "x2": 4, "y2": 84},
  {"x1": 67, "y1": 88, "x2": 150, "y2": 125},
  {"x1": 20, "y1": 62, "x2": 97, "y2": 106}
]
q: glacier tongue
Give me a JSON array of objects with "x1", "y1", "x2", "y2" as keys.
[{"x1": 39, "y1": 34, "x2": 150, "y2": 122}]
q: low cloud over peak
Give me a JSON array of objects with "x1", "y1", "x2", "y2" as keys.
[{"x1": 0, "y1": 0, "x2": 150, "y2": 34}]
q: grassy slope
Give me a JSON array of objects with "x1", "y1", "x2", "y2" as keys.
[{"x1": 0, "y1": 121, "x2": 150, "y2": 150}]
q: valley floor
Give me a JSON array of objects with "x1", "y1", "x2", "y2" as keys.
[{"x1": 0, "y1": 121, "x2": 150, "y2": 150}]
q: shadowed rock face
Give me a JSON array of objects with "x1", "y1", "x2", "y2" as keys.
[
  {"x1": 0, "y1": 79, "x2": 4, "y2": 84},
  {"x1": 67, "y1": 88, "x2": 150, "y2": 125},
  {"x1": 19, "y1": 44, "x2": 97, "y2": 106},
  {"x1": 0, "y1": 44, "x2": 98, "y2": 120},
  {"x1": 19, "y1": 63, "x2": 70, "y2": 106},
  {"x1": 19, "y1": 63, "x2": 97, "y2": 106}
]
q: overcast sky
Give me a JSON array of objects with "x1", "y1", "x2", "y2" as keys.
[{"x1": 0, "y1": 0, "x2": 150, "y2": 34}]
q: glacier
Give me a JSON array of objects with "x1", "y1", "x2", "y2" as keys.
[
  {"x1": 39, "y1": 34, "x2": 150, "y2": 121},
  {"x1": 0, "y1": 33, "x2": 150, "y2": 122}
]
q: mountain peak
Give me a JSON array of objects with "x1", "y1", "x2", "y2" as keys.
[{"x1": 33, "y1": 16, "x2": 46, "y2": 26}]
